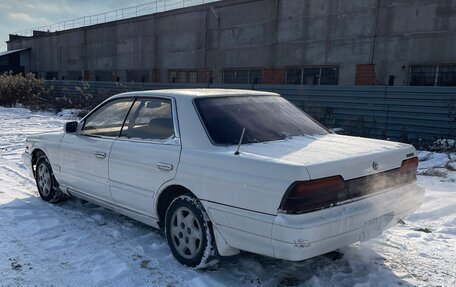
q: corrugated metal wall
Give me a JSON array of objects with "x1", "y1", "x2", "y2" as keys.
[{"x1": 46, "y1": 81, "x2": 456, "y2": 146}]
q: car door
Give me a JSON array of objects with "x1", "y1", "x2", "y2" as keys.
[
  {"x1": 59, "y1": 98, "x2": 134, "y2": 202},
  {"x1": 108, "y1": 97, "x2": 181, "y2": 216}
]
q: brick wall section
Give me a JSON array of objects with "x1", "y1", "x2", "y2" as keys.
[
  {"x1": 262, "y1": 68, "x2": 285, "y2": 84},
  {"x1": 197, "y1": 69, "x2": 213, "y2": 83},
  {"x1": 355, "y1": 64, "x2": 381, "y2": 85},
  {"x1": 84, "y1": 70, "x2": 91, "y2": 81},
  {"x1": 149, "y1": 69, "x2": 160, "y2": 82}
]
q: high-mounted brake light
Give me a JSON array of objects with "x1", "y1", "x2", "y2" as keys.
[{"x1": 280, "y1": 176, "x2": 348, "y2": 214}]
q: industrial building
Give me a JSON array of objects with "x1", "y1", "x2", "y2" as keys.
[{"x1": 3, "y1": 0, "x2": 456, "y2": 86}]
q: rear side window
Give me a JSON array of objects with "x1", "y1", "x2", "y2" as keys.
[
  {"x1": 195, "y1": 95, "x2": 328, "y2": 145},
  {"x1": 121, "y1": 98, "x2": 174, "y2": 141}
]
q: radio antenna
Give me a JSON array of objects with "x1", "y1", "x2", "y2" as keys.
[{"x1": 234, "y1": 128, "x2": 246, "y2": 155}]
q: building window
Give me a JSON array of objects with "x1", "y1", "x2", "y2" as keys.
[
  {"x1": 126, "y1": 70, "x2": 148, "y2": 82},
  {"x1": 168, "y1": 70, "x2": 198, "y2": 83},
  {"x1": 188, "y1": 71, "x2": 197, "y2": 83},
  {"x1": 409, "y1": 64, "x2": 456, "y2": 86},
  {"x1": 286, "y1": 66, "x2": 339, "y2": 85},
  {"x1": 178, "y1": 71, "x2": 186, "y2": 83},
  {"x1": 67, "y1": 71, "x2": 82, "y2": 81},
  {"x1": 45, "y1": 71, "x2": 58, "y2": 80},
  {"x1": 222, "y1": 69, "x2": 262, "y2": 84},
  {"x1": 169, "y1": 71, "x2": 177, "y2": 82},
  {"x1": 94, "y1": 71, "x2": 113, "y2": 82}
]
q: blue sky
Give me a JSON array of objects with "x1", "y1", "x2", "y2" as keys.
[{"x1": 0, "y1": 0, "x2": 147, "y2": 51}]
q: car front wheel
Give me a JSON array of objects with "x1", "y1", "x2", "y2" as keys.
[
  {"x1": 165, "y1": 195, "x2": 218, "y2": 268},
  {"x1": 35, "y1": 155, "x2": 65, "y2": 203}
]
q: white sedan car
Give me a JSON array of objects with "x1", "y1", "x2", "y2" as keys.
[{"x1": 22, "y1": 89, "x2": 425, "y2": 268}]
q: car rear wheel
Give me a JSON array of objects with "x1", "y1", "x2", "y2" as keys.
[
  {"x1": 165, "y1": 195, "x2": 218, "y2": 268},
  {"x1": 35, "y1": 155, "x2": 65, "y2": 203}
]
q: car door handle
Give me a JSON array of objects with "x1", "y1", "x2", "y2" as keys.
[
  {"x1": 94, "y1": 152, "x2": 106, "y2": 159},
  {"x1": 156, "y1": 162, "x2": 173, "y2": 171}
]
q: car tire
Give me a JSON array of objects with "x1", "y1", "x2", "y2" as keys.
[
  {"x1": 35, "y1": 155, "x2": 66, "y2": 203},
  {"x1": 165, "y1": 195, "x2": 218, "y2": 268}
]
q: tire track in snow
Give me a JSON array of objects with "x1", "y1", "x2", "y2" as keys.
[
  {"x1": 0, "y1": 109, "x2": 186, "y2": 285},
  {"x1": 0, "y1": 165, "x2": 36, "y2": 187},
  {"x1": 0, "y1": 166, "x2": 182, "y2": 286}
]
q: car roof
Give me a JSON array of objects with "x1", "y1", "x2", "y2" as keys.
[{"x1": 109, "y1": 88, "x2": 279, "y2": 100}]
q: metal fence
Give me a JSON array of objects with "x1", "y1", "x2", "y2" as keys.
[{"x1": 45, "y1": 80, "x2": 456, "y2": 147}]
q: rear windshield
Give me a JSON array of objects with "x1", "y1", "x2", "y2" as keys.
[{"x1": 194, "y1": 95, "x2": 329, "y2": 145}]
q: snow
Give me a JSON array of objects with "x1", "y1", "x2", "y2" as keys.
[
  {"x1": 55, "y1": 108, "x2": 80, "y2": 120},
  {"x1": 417, "y1": 151, "x2": 456, "y2": 182},
  {"x1": 241, "y1": 134, "x2": 407, "y2": 165},
  {"x1": 0, "y1": 106, "x2": 455, "y2": 287}
]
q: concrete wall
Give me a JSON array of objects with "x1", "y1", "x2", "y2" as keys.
[
  {"x1": 7, "y1": 0, "x2": 456, "y2": 84},
  {"x1": 374, "y1": 0, "x2": 456, "y2": 84}
]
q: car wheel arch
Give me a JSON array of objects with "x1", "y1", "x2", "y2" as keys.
[
  {"x1": 156, "y1": 184, "x2": 197, "y2": 229},
  {"x1": 156, "y1": 184, "x2": 241, "y2": 258},
  {"x1": 31, "y1": 148, "x2": 46, "y2": 177}
]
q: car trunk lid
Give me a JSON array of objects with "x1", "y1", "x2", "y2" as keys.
[{"x1": 241, "y1": 134, "x2": 416, "y2": 181}]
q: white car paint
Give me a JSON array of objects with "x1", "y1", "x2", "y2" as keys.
[
  {"x1": 109, "y1": 137, "x2": 181, "y2": 215},
  {"x1": 60, "y1": 134, "x2": 114, "y2": 201},
  {"x1": 22, "y1": 89, "x2": 425, "y2": 261}
]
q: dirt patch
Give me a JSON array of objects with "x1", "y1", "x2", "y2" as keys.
[
  {"x1": 9, "y1": 258, "x2": 22, "y2": 271},
  {"x1": 413, "y1": 227, "x2": 432, "y2": 234}
]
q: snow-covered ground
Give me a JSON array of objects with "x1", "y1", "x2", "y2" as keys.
[{"x1": 0, "y1": 106, "x2": 455, "y2": 287}]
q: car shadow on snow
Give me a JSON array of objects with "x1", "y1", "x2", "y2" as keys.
[
  {"x1": 207, "y1": 247, "x2": 415, "y2": 287},
  {"x1": 0, "y1": 190, "x2": 414, "y2": 286},
  {"x1": 15, "y1": 196, "x2": 414, "y2": 287}
]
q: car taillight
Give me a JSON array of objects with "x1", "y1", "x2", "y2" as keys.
[
  {"x1": 400, "y1": 157, "x2": 418, "y2": 174},
  {"x1": 280, "y1": 176, "x2": 348, "y2": 214},
  {"x1": 400, "y1": 157, "x2": 418, "y2": 180}
]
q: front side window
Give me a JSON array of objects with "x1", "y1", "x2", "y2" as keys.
[
  {"x1": 121, "y1": 98, "x2": 174, "y2": 141},
  {"x1": 195, "y1": 95, "x2": 328, "y2": 145},
  {"x1": 81, "y1": 99, "x2": 134, "y2": 137}
]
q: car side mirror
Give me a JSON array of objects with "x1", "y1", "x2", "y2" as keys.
[{"x1": 64, "y1": 121, "x2": 79, "y2": 134}]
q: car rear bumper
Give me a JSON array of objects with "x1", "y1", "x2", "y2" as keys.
[{"x1": 271, "y1": 181, "x2": 425, "y2": 261}]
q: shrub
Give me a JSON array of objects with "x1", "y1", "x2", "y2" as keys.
[
  {"x1": 0, "y1": 72, "x2": 48, "y2": 109},
  {"x1": 429, "y1": 139, "x2": 456, "y2": 153}
]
